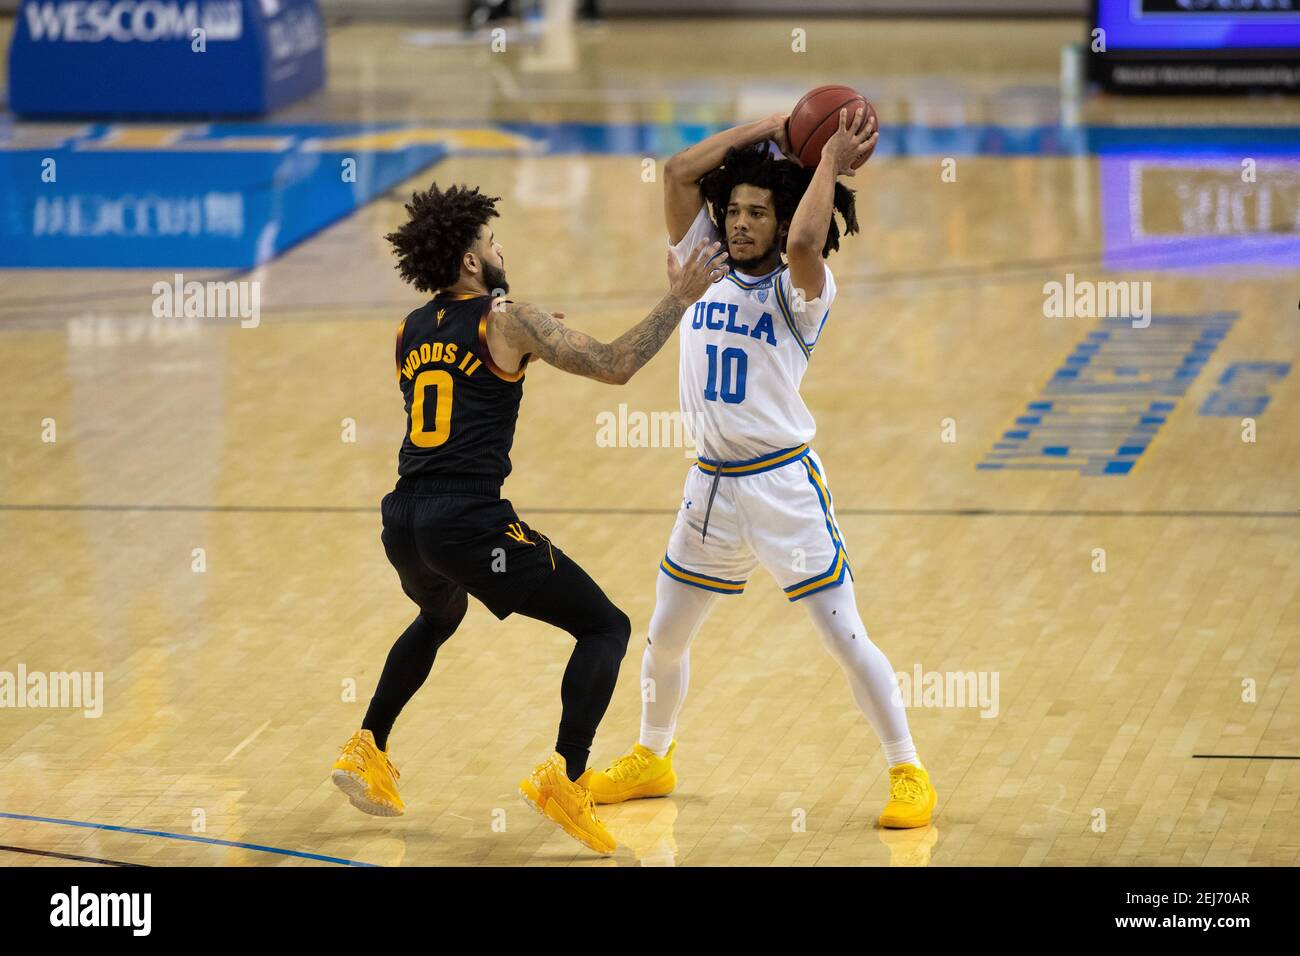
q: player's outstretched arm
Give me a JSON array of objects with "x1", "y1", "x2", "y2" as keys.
[
  {"x1": 785, "y1": 106, "x2": 877, "y2": 302},
  {"x1": 663, "y1": 115, "x2": 792, "y2": 244},
  {"x1": 491, "y1": 240, "x2": 727, "y2": 385}
]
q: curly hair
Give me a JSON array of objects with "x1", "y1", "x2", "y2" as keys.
[
  {"x1": 385, "y1": 183, "x2": 501, "y2": 293},
  {"x1": 698, "y1": 144, "x2": 858, "y2": 258}
]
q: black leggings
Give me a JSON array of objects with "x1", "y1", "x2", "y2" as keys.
[
  {"x1": 362, "y1": 593, "x2": 466, "y2": 752},
  {"x1": 514, "y1": 553, "x2": 631, "y2": 777},
  {"x1": 363, "y1": 551, "x2": 630, "y2": 779}
]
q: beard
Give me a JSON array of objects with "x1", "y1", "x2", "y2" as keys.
[
  {"x1": 482, "y1": 259, "x2": 509, "y2": 296},
  {"x1": 727, "y1": 238, "x2": 775, "y2": 272}
]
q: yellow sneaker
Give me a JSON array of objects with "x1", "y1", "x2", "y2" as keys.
[
  {"x1": 878, "y1": 762, "x2": 937, "y2": 828},
  {"x1": 518, "y1": 753, "x2": 616, "y2": 855},
  {"x1": 587, "y1": 742, "x2": 677, "y2": 804},
  {"x1": 331, "y1": 729, "x2": 405, "y2": 817}
]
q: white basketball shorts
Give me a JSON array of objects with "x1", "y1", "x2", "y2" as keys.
[{"x1": 658, "y1": 444, "x2": 852, "y2": 601}]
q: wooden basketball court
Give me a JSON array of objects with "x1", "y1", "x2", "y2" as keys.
[{"x1": 1, "y1": 16, "x2": 1297, "y2": 866}]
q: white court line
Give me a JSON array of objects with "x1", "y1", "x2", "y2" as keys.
[{"x1": 223, "y1": 720, "x2": 271, "y2": 762}]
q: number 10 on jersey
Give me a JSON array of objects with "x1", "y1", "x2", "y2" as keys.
[{"x1": 703, "y1": 344, "x2": 747, "y2": 404}]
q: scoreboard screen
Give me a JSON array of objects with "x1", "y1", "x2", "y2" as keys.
[
  {"x1": 1091, "y1": 0, "x2": 1300, "y2": 91},
  {"x1": 1098, "y1": 1, "x2": 1300, "y2": 50}
]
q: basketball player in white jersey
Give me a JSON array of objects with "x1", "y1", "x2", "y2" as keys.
[{"x1": 586, "y1": 108, "x2": 938, "y2": 828}]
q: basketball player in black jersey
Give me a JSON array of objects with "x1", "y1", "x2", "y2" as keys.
[{"x1": 330, "y1": 183, "x2": 725, "y2": 854}]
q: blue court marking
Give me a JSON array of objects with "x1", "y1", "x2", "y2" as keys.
[
  {"x1": 979, "y1": 312, "x2": 1238, "y2": 476},
  {"x1": 0, "y1": 810, "x2": 378, "y2": 867},
  {"x1": 1200, "y1": 362, "x2": 1292, "y2": 417}
]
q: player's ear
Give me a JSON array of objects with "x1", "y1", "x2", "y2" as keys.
[{"x1": 462, "y1": 250, "x2": 479, "y2": 276}]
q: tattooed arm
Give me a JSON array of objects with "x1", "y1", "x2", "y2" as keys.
[
  {"x1": 493, "y1": 298, "x2": 685, "y2": 386},
  {"x1": 484, "y1": 239, "x2": 727, "y2": 385}
]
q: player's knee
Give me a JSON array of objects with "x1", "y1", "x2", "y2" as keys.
[
  {"x1": 646, "y1": 619, "x2": 690, "y2": 661},
  {"x1": 585, "y1": 602, "x2": 630, "y2": 656},
  {"x1": 421, "y1": 590, "x2": 468, "y2": 638},
  {"x1": 607, "y1": 605, "x2": 632, "y2": 651},
  {"x1": 573, "y1": 600, "x2": 630, "y2": 654},
  {"x1": 812, "y1": 615, "x2": 868, "y2": 663}
]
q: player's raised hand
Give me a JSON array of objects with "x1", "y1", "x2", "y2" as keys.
[
  {"x1": 667, "y1": 240, "x2": 728, "y2": 301},
  {"x1": 823, "y1": 106, "x2": 878, "y2": 177},
  {"x1": 768, "y1": 112, "x2": 799, "y2": 164}
]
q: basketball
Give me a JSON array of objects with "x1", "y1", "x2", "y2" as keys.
[{"x1": 786, "y1": 84, "x2": 877, "y2": 169}]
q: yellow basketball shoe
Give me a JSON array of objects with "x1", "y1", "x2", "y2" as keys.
[
  {"x1": 330, "y1": 729, "x2": 405, "y2": 817},
  {"x1": 878, "y1": 762, "x2": 937, "y2": 829},
  {"x1": 518, "y1": 753, "x2": 616, "y2": 855},
  {"x1": 586, "y1": 742, "x2": 677, "y2": 804}
]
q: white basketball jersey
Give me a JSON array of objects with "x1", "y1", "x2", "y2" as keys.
[{"x1": 669, "y1": 205, "x2": 837, "y2": 462}]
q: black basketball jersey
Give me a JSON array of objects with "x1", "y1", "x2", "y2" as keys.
[{"x1": 394, "y1": 292, "x2": 530, "y2": 483}]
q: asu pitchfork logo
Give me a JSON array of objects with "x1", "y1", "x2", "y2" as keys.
[{"x1": 505, "y1": 523, "x2": 529, "y2": 543}]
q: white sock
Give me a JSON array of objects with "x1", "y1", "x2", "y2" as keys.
[
  {"x1": 639, "y1": 572, "x2": 718, "y2": 755},
  {"x1": 800, "y1": 580, "x2": 916, "y2": 761},
  {"x1": 882, "y1": 736, "x2": 919, "y2": 768},
  {"x1": 639, "y1": 728, "x2": 673, "y2": 758}
]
